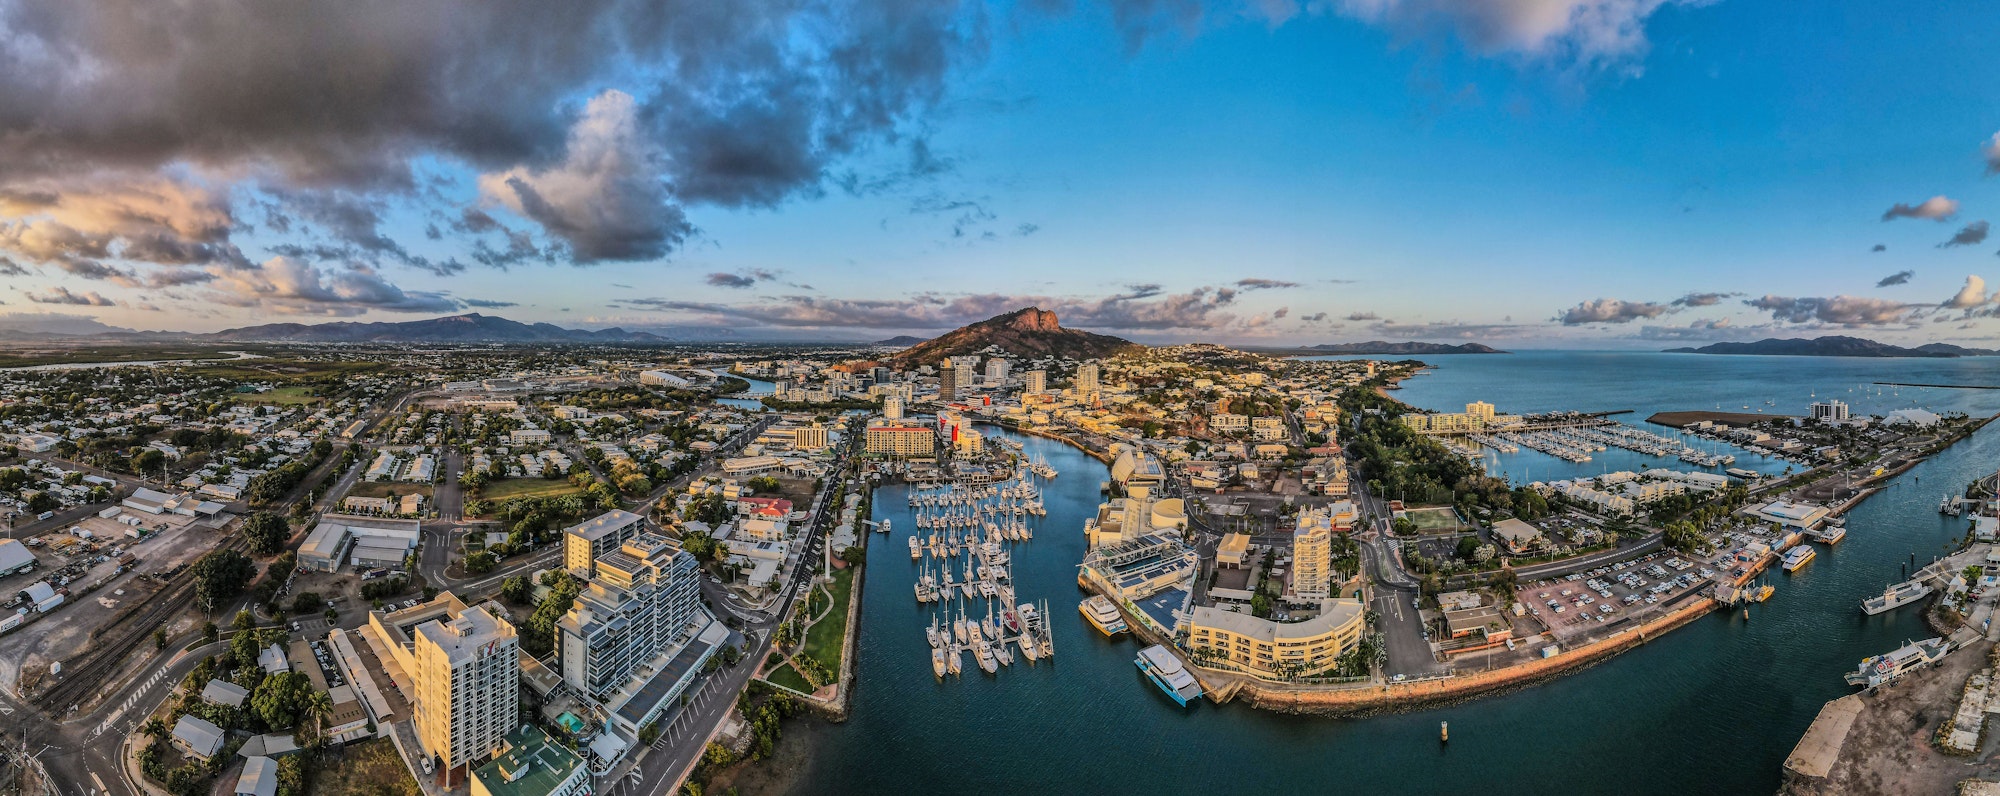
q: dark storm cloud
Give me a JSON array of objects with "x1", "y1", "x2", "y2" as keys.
[
  {"x1": 1234, "y1": 278, "x2": 1299, "y2": 290},
  {"x1": 1670, "y1": 291, "x2": 1737, "y2": 307},
  {"x1": 1743, "y1": 294, "x2": 1912, "y2": 326},
  {"x1": 23, "y1": 286, "x2": 116, "y2": 306},
  {"x1": 0, "y1": 0, "x2": 982, "y2": 268},
  {"x1": 707, "y1": 272, "x2": 759, "y2": 289},
  {"x1": 1941, "y1": 221, "x2": 1990, "y2": 248},
  {"x1": 1877, "y1": 270, "x2": 1913, "y2": 286}
]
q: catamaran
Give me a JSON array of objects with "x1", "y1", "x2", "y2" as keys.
[{"x1": 1135, "y1": 644, "x2": 1203, "y2": 706}]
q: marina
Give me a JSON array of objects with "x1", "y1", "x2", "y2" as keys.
[
  {"x1": 901, "y1": 471, "x2": 1058, "y2": 681},
  {"x1": 801, "y1": 354, "x2": 2000, "y2": 796}
]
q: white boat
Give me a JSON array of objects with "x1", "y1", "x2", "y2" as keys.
[
  {"x1": 1844, "y1": 638, "x2": 1949, "y2": 688},
  {"x1": 932, "y1": 647, "x2": 948, "y2": 678},
  {"x1": 909, "y1": 537, "x2": 921, "y2": 559},
  {"x1": 1018, "y1": 636, "x2": 1040, "y2": 663},
  {"x1": 975, "y1": 640, "x2": 998, "y2": 674},
  {"x1": 1861, "y1": 580, "x2": 1933, "y2": 615},
  {"x1": 954, "y1": 614, "x2": 970, "y2": 644}
]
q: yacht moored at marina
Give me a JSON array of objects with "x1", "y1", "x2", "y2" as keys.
[
  {"x1": 1861, "y1": 580, "x2": 1933, "y2": 615},
  {"x1": 1135, "y1": 644, "x2": 1203, "y2": 706},
  {"x1": 1080, "y1": 595, "x2": 1128, "y2": 636},
  {"x1": 1844, "y1": 637, "x2": 1950, "y2": 688}
]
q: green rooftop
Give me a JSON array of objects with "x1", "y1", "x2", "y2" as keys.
[{"x1": 470, "y1": 725, "x2": 584, "y2": 796}]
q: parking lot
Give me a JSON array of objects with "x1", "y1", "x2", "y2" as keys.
[{"x1": 1516, "y1": 552, "x2": 1715, "y2": 643}]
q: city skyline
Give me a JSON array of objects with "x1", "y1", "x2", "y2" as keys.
[{"x1": 2, "y1": 1, "x2": 1999, "y2": 347}]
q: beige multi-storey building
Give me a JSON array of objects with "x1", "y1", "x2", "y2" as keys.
[
  {"x1": 1075, "y1": 363, "x2": 1100, "y2": 394},
  {"x1": 1023, "y1": 370, "x2": 1046, "y2": 395},
  {"x1": 1289, "y1": 508, "x2": 1333, "y2": 601},
  {"x1": 865, "y1": 423, "x2": 936, "y2": 457},
  {"x1": 404, "y1": 598, "x2": 520, "y2": 775},
  {"x1": 793, "y1": 422, "x2": 829, "y2": 451},
  {"x1": 1186, "y1": 599, "x2": 1366, "y2": 680},
  {"x1": 563, "y1": 510, "x2": 646, "y2": 578}
]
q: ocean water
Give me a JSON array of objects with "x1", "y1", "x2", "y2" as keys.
[{"x1": 792, "y1": 352, "x2": 2000, "y2": 796}]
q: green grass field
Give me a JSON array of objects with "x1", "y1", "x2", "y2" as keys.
[
  {"x1": 186, "y1": 359, "x2": 387, "y2": 382},
  {"x1": 798, "y1": 567, "x2": 855, "y2": 678},
  {"x1": 477, "y1": 478, "x2": 584, "y2": 502},
  {"x1": 765, "y1": 662, "x2": 815, "y2": 694},
  {"x1": 1404, "y1": 506, "x2": 1468, "y2": 532},
  {"x1": 233, "y1": 385, "x2": 325, "y2": 406}
]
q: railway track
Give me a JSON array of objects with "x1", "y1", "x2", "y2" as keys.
[{"x1": 30, "y1": 537, "x2": 247, "y2": 715}]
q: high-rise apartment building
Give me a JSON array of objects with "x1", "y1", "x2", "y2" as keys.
[
  {"x1": 1024, "y1": 370, "x2": 1046, "y2": 395},
  {"x1": 954, "y1": 360, "x2": 976, "y2": 394},
  {"x1": 1811, "y1": 400, "x2": 1849, "y2": 422},
  {"x1": 557, "y1": 533, "x2": 702, "y2": 701},
  {"x1": 1075, "y1": 363, "x2": 1100, "y2": 394},
  {"x1": 883, "y1": 394, "x2": 904, "y2": 420},
  {"x1": 563, "y1": 510, "x2": 646, "y2": 578},
  {"x1": 985, "y1": 358, "x2": 1010, "y2": 386},
  {"x1": 938, "y1": 362, "x2": 957, "y2": 401},
  {"x1": 1289, "y1": 508, "x2": 1333, "y2": 601},
  {"x1": 410, "y1": 601, "x2": 520, "y2": 775}
]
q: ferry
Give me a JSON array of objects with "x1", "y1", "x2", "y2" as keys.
[
  {"x1": 1844, "y1": 637, "x2": 1949, "y2": 688},
  {"x1": 1781, "y1": 545, "x2": 1816, "y2": 573},
  {"x1": 1861, "y1": 579, "x2": 1933, "y2": 615},
  {"x1": 1808, "y1": 525, "x2": 1846, "y2": 545},
  {"x1": 1080, "y1": 595, "x2": 1128, "y2": 636},
  {"x1": 1135, "y1": 645, "x2": 1203, "y2": 706}
]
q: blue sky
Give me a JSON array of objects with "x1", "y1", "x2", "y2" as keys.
[{"x1": 2, "y1": 1, "x2": 1998, "y2": 346}]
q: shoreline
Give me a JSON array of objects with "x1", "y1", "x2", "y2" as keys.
[
  {"x1": 1111, "y1": 369, "x2": 1988, "y2": 719},
  {"x1": 971, "y1": 419, "x2": 1113, "y2": 464},
  {"x1": 1212, "y1": 594, "x2": 1719, "y2": 717}
]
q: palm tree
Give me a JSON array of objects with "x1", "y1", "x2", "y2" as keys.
[{"x1": 302, "y1": 690, "x2": 334, "y2": 747}]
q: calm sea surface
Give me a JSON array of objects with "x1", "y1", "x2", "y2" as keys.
[{"x1": 796, "y1": 352, "x2": 2000, "y2": 796}]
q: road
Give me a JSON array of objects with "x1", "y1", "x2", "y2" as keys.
[{"x1": 610, "y1": 416, "x2": 863, "y2": 796}]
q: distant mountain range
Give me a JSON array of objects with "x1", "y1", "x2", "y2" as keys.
[
  {"x1": 1664, "y1": 335, "x2": 2000, "y2": 358},
  {"x1": 209, "y1": 313, "x2": 676, "y2": 343},
  {"x1": 873, "y1": 335, "x2": 926, "y2": 346},
  {"x1": 1308, "y1": 341, "x2": 1507, "y2": 355},
  {"x1": 854, "y1": 307, "x2": 1140, "y2": 370}
]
